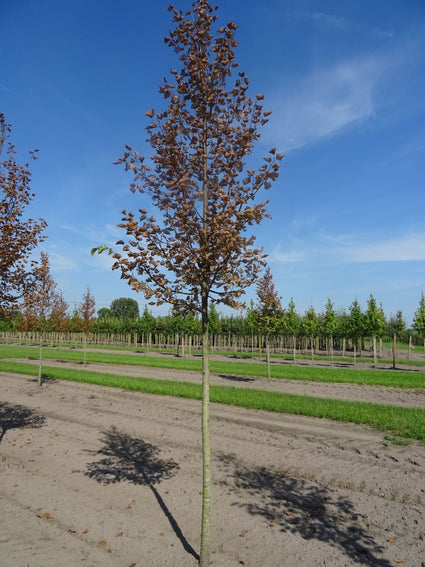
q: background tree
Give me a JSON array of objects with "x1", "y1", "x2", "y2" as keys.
[
  {"x1": 387, "y1": 310, "x2": 407, "y2": 369},
  {"x1": 110, "y1": 297, "x2": 139, "y2": 320},
  {"x1": 78, "y1": 287, "x2": 96, "y2": 365},
  {"x1": 413, "y1": 290, "x2": 425, "y2": 356},
  {"x1": 321, "y1": 297, "x2": 338, "y2": 365},
  {"x1": 254, "y1": 266, "x2": 282, "y2": 377},
  {"x1": 365, "y1": 294, "x2": 386, "y2": 368},
  {"x1": 21, "y1": 251, "x2": 64, "y2": 384},
  {"x1": 102, "y1": 2, "x2": 283, "y2": 563},
  {"x1": 348, "y1": 299, "x2": 365, "y2": 365},
  {"x1": 0, "y1": 113, "x2": 47, "y2": 314},
  {"x1": 302, "y1": 305, "x2": 318, "y2": 363},
  {"x1": 283, "y1": 297, "x2": 300, "y2": 362},
  {"x1": 97, "y1": 307, "x2": 113, "y2": 319}
]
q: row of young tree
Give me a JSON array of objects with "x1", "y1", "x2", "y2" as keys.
[{"x1": 2, "y1": 263, "x2": 425, "y2": 352}]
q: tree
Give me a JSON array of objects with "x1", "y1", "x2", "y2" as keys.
[
  {"x1": 97, "y1": 307, "x2": 113, "y2": 319},
  {"x1": 78, "y1": 287, "x2": 96, "y2": 365},
  {"x1": 365, "y1": 294, "x2": 385, "y2": 368},
  {"x1": 78, "y1": 287, "x2": 96, "y2": 330},
  {"x1": 110, "y1": 297, "x2": 139, "y2": 320},
  {"x1": 0, "y1": 113, "x2": 47, "y2": 314},
  {"x1": 20, "y1": 252, "x2": 66, "y2": 384},
  {"x1": 387, "y1": 310, "x2": 406, "y2": 369},
  {"x1": 321, "y1": 297, "x2": 338, "y2": 365},
  {"x1": 103, "y1": 3, "x2": 282, "y2": 564},
  {"x1": 254, "y1": 266, "x2": 282, "y2": 377},
  {"x1": 283, "y1": 298, "x2": 300, "y2": 362},
  {"x1": 302, "y1": 306, "x2": 318, "y2": 363},
  {"x1": 413, "y1": 290, "x2": 425, "y2": 356},
  {"x1": 348, "y1": 299, "x2": 365, "y2": 365}
]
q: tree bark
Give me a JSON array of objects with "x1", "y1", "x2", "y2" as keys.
[
  {"x1": 200, "y1": 284, "x2": 211, "y2": 566},
  {"x1": 392, "y1": 333, "x2": 397, "y2": 369}
]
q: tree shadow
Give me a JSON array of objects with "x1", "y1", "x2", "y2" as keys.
[
  {"x1": 83, "y1": 427, "x2": 199, "y2": 561},
  {"x1": 219, "y1": 374, "x2": 254, "y2": 383},
  {"x1": 217, "y1": 453, "x2": 393, "y2": 567},
  {"x1": 0, "y1": 401, "x2": 46, "y2": 443},
  {"x1": 27, "y1": 376, "x2": 57, "y2": 386}
]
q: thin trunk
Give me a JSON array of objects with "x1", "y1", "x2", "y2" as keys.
[
  {"x1": 292, "y1": 334, "x2": 296, "y2": 363},
  {"x1": 392, "y1": 333, "x2": 397, "y2": 370},
  {"x1": 372, "y1": 336, "x2": 377, "y2": 368},
  {"x1": 266, "y1": 334, "x2": 271, "y2": 379},
  {"x1": 310, "y1": 334, "x2": 314, "y2": 364},
  {"x1": 83, "y1": 333, "x2": 87, "y2": 366},
  {"x1": 408, "y1": 335, "x2": 411, "y2": 360},
  {"x1": 199, "y1": 107, "x2": 211, "y2": 567},
  {"x1": 353, "y1": 340, "x2": 356, "y2": 366},
  {"x1": 330, "y1": 335, "x2": 334, "y2": 367},
  {"x1": 38, "y1": 331, "x2": 43, "y2": 387}
]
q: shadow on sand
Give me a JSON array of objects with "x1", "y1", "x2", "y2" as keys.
[
  {"x1": 0, "y1": 401, "x2": 46, "y2": 443},
  {"x1": 83, "y1": 426, "x2": 199, "y2": 561},
  {"x1": 217, "y1": 452, "x2": 393, "y2": 567}
]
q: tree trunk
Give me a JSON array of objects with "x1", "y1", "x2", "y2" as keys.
[
  {"x1": 372, "y1": 335, "x2": 377, "y2": 368},
  {"x1": 292, "y1": 334, "x2": 296, "y2": 363},
  {"x1": 266, "y1": 334, "x2": 271, "y2": 379},
  {"x1": 392, "y1": 333, "x2": 396, "y2": 370},
  {"x1": 310, "y1": 334, "x2": 314, "y2": 364},
  {"x1": 200, "y1": 285, "x2": 211, "y2": 566},
  {"x1": 38, "y1": 331, "x2": 43, "y2": 387},
  {"x1": 408, "y1": 335, "x2": 411, "y2": 360}
]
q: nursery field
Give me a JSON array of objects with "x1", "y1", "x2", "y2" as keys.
[{"x1": 1, "y1": 345, "x2": 425, "y2": 565}]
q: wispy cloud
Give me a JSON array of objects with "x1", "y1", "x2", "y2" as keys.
[
  {"x1": 271, "y1": 231, "x2": 425, "y2": 265},
  {"x1": 266, "y1": 54, "x2": 392, "y2": 151},
  {"x1": 341, "y1": 233, "x2": 425, "y2": 263},
  {"x1": 293, "y1": 10, "x2": 393, "y2": 39}
]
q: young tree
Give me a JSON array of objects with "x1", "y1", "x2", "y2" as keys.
[
  {"x1": 21, "y1": 251, "x2": 64, "y2": 384},
  {"x1": 0, "y1": 113, "x2": 47, "y2": 314},
  {"x1": 283, "y1": 298, "x2": 300, "y2": 362},
  {"x1": 78, "y1": 287, "x2": 96, "y2": 365},
  {"x1": 365, "y1": 294, "x2": 386, "y2": 368},
  {"x1": 413, "y1": 290, "x2": 425, "y2": 357},
  {"x1": 348, "y1": 299, "x2": 365, "y2": 365},
  {"x1": 102, "y1": 3, "x2": 282, "y2": 563},
  {"x1": 387, "y1": 310, "x2": 407, "y2": 369},
  {"x1": 321, "y1": 297, "x2": 338, "y2": 365},
  {"x1": 302, "y1": 306, "x2": 318, "y2": 363},
  {"x1": 254, "y1": 266, "x2": 282, "y2": 377}
]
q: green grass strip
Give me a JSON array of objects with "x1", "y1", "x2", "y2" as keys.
[
  {"x1": 2, "y1": 345, "x2": 424, "y2": 389},
  {"x1": 0, "y1": 360, "x2": 424, "y2": 444}
]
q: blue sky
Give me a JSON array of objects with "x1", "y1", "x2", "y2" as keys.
[{"x1": 2, "y1": 0, "x2": 425, "y2": 324}]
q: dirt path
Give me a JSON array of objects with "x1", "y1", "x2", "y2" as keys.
[{"x1": 1, "y1": 371, "x2": 425, "y2": 566}]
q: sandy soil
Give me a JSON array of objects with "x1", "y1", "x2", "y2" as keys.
[{"x1": 1, "y1": 356, "x2": 425, "y2": 566}]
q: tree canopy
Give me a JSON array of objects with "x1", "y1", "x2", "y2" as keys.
[{"x1": 0, "y1": 113, "x2": 47, "y2": 313}]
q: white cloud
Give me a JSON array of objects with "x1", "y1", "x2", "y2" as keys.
[
  {"x1": 269, "y1": 246, "x2": 305, "y2": 263},
  {"x1": 271, "y1": 231, "x2": 425, "y2": 265},
  {"x1": 266, "y1": 56, "x2": 387, "y2": 151},
  {"x1": 341, "y1": 233, "x2": 425, "y2": 263}
]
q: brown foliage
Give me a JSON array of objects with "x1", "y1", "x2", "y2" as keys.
[
  {"x1": 20, "y1": 252, "x2": 69, "y2": 330},
  {"x1": 113, "y1": 1, "x2": 283, "y2": 313},
  {"x1": 0, "y1": 113, "x2": 47, "y2": 313},
  {"x1": 78, "y1": 286, "x2": 96, "y2": 331}
]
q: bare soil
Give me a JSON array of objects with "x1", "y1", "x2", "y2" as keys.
[{"x1": 1, "y1": 353, "x2": 425, "y2": 566}]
